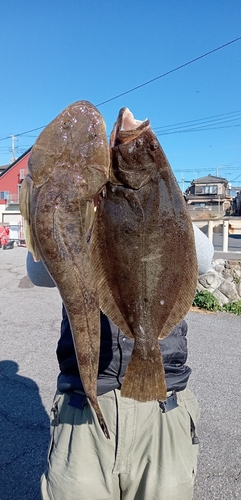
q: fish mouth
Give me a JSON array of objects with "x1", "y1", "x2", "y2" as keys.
[{"x1": 110, "y1": 108, "x2": 150, "y2": 147}]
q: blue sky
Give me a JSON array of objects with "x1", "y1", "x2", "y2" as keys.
[{"x1": 0, "y1": 1, "x2": 240, "y2": 189}]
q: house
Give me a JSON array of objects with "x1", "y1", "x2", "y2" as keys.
[
  {"x1": 0, "y1": 164, "x2": 8, "y2": 176},
  {"x1": 0, "y1": 148, "x2": 31, "y2": 225},
  {"x1": 232, "y1": 188, "x2": 241, "y2": 216},
  {"x1": 185, "y1": 174, "x2": 232, "y2": 216}
]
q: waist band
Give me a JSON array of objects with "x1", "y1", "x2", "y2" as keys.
[{"x1": 67, "y1": 390, "x2": 178, "y2": 414}]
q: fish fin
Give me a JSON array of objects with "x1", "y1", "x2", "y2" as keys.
[
  {"x1": 90, "y1": 218, "x2": 134, "y2": 339},
  {"x1": 19, "y1": 175, "x2": 41, "y2": 262},
  {"x1": 121, "y1": 342, "x2": 167, "y2": 401},
  {"x1": 22, "y1": 219, "x2": 40, "y2": 262},
  {"x1": 98, "y1": 284, "x2": 134, "y2": 339},
  {"x1": 19, "y1": 174, "x2": 32, "y2": 223},
  {"x1": 99, "y1": 302, "x2": 133, "y2": 340},
  {"x1": 90, "y1": 399, "x2": 110, "y2": 439},
  {"x1": 27, "y1": 145, "x2": 51, "y2": 187},
  {"x1": 85, "y1": 200, "x2": 95, "y2": 236},
  {"x1": 158, "y1": 254, "x2": 198, "y2": 340}
]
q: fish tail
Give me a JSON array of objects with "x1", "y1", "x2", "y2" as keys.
[
  {"x1": 121, "y1": 342, "x2": 167, "y2": 402},
  {"x1": 90, "y1": 399, "x2": 110, "y2": 439}
]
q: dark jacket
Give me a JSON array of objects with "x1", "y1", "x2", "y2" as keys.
[{"x1": 57, "y1": 305, "x2": 191, "y2": 395}]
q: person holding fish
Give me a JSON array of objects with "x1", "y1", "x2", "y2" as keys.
[{"x1": 23, "y1": 101, "x2": 214, "y2": 500}]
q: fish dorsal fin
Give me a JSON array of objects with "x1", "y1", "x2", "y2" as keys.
[
  {"x1": 19, "y1": 175, "x2": 41, "y2": 262},
  {"x1": 90, "y1": 210, "x2": 133, "y2": 340}
]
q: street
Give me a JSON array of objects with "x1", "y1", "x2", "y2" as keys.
[
  {"x1": 0, "y1": 247, "x2": 240, "y2": 499},
  {"x1": 213, "y1": 233, "x2": 241, "y2": 253}
]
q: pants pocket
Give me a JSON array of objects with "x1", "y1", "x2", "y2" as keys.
[
  {"x1": 47, "y1": 393, "x2": 63, "y2": 462},
  {"x1": 181, "y1": 388, "x2": 200, "y2": 477}
]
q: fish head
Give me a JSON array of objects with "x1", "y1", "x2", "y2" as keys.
[
  {"x1": 110, "y1": 108, "x2": 160, "y2": 189},
  {"x1": 28, "y1": 101, "x2": 109, "y2": 197}
]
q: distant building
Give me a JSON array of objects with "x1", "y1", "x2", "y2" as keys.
[
  {"x1": 0, "y1": 148, "x2": 31, "y2": 224},
  {"x1": 0, "y1": 164, "x2": 9, "y2": 176},
  {"x1": 185, "y1": 174, "x2": 232, "y2": 216}
]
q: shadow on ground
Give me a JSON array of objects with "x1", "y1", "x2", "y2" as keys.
[{"x1": 0, "y1": 360, "x2": 50, "y2": 500}]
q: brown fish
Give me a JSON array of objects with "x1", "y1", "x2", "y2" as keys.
[
  {"x1": 90, "y1": 107, "x2": 198, "y2": 402},
  {"x1": 20, "y1": 100, "x2": 110, "y2": 438}
]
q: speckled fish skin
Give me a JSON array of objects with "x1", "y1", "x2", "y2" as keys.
[
  {"x1": 20, "y1": 101, "x2": 110, "y2": 438},
  {"x1": 90, "y1": 108, "x2": 198, "y2": 402}
]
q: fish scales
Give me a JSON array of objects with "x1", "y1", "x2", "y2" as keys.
[
  {"x1": 90, "y1": 108, "x2": 198, "y2": 402},
  {"x1": 20, "y1": 101, "x2": 110, "y2": 438}
]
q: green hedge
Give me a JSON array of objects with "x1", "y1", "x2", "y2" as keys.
[{"x1": 193, "y1": 290, "x2": 241, "y2": 315}]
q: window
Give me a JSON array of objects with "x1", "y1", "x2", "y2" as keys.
[{"x1": 195, "y1": 185, "x2": 218, "y2": 195}]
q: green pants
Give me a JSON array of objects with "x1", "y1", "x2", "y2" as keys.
[{"x1": 41, "y1": 387, "x2": 199, "y2": 500}]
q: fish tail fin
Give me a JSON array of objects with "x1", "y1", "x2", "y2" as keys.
[
  {"x1": 91, "y1": 399, "x2": 110, "y2": 439},
  {"x1": 121, "y1": 342, "x2": 167, "y2": 402}
]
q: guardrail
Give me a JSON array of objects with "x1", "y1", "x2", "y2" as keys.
[
  {"x1": 192, "y1": 218, "x2": 241, "y2": 252},
  {"x1": 2, "y1": 219, "x2": 241, "y2": 253}
]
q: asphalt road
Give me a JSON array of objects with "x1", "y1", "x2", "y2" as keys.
[
  {"x1": 213, "y1": 233, "x2": 241, "y2": 253},
  {"x1": 0, "y1": 247, "x2": 240, "y2": 500}
]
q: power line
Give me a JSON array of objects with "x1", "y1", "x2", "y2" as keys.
[
  {"x1": 156, "y1": 123, "x2": 241, "y2": 136},
  {"x1": 228, "y1": 151, "x2": 241, "y2": 166},
  {"x1": 0, "y1": 109, "x2": 240, "y2": 148},
  {"x1": 154, "y1": 110, "x2": 241, "y2": 131},
  {"x1": 0, "y1": 126, "x2": 45, "y2": 143},
  {"x1": 0, "y1": 35, "x2": 241, "y2": 148},
  {"x1": 230, "y1": 173, "x2": 241, "y2": 182},
  {"x1": 96, "y1": 36, "x2": 241, "y2": 106}
]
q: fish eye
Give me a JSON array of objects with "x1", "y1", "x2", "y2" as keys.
[
  {"x1": 63, "y1": 121, "x2": 71, "y2": 129},
  {"x1": 150, "y1": 140, "x2": 158, "y2": 150},
  {"x1": 89, "y1": 132, "x2": 98, "y2": 140}
]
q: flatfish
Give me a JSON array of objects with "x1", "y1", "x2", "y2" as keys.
[
  {"x1": 20, "y1": 101, "x2": 110, "y2": 437},
  {"x1": 90, "y1": 107, "x2": 198, "y2": 402}
]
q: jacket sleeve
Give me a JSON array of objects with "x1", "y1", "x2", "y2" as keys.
[
  {"x1": 26, "y1": 223, "x2": 214, "y2": 287},
  {"x1": 26, "y1": 251, "x2": 56, "y2": 287}
]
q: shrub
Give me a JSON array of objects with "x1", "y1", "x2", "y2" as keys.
[
  {"x1": 193, "y1": 291, "x2": 241, "y2": 315},
  {"x1": 192, "y1": 290, "x2": 220, "y2": 312},
  {"x1": 222, "y1": 300, "x2": 241, "y2": 315}
]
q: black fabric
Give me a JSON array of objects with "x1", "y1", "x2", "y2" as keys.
[{"x1": 57, "y1": 305, "x2": 191, "y2": 395}]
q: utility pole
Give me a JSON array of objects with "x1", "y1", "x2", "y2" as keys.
[
  {"x1": 181, "y1": 173, "x2": 184, "y2": 193},
  {"x1": 10, "y1": 134, "x2": 17, "y2": 163}
]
